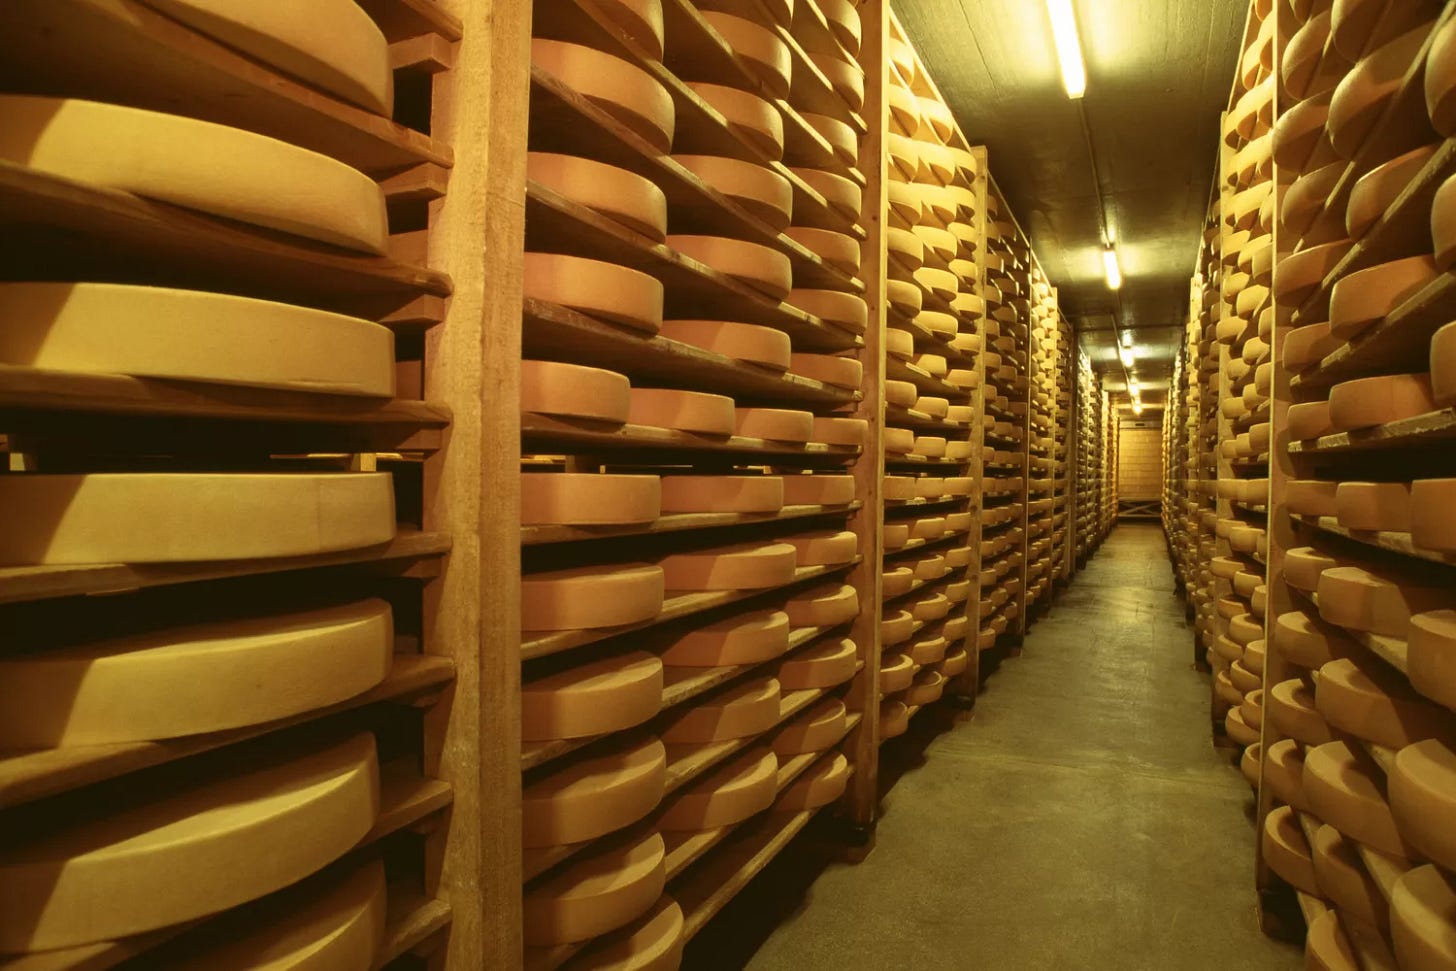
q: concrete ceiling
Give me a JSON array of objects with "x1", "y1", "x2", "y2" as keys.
[{"x1": 895, "y1": 0, "x2": 1248, "y2": 409}]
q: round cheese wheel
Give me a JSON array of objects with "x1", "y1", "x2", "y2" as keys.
[
  {"x1": 0, "y1": 95, "x2": 387, "y2": 254},
  {"x1": 660, "y1": 609, "x2": 789, "y2": 667},
  {"x1": 914, "y1": 352, "x2": 948, "y2": 376},
  {"x1": 885, "y1": 379, "x2": 917, "y2": 406},
  {"x1": 1429, "y1": 321, "x2": 1456, "y2": 405},
  {"x1": 0, "y1": 282, "x2": 394, "y2": 396},
  {"x1": 888, "y1": 37, "x2": 916, "y2": 86},
  {"x1": 521, "y1": 653, "x2": 663, "y2": 741},
  {"x1": 659, "y1": 319, "x2": 791, "y2": 369},
  {"x1": 951, "y1": 294, "x2": 985, "y2": 322},
  {"x1": 1410, "y1": 479, "x2": 1456, "y2": 551},
  {"x1": 0, "y1": 600, "x2": 391, "y2": 748},
  {"x1": 916, "y1": 310, "x2": 958, "y2": 338},
  {"x1": 914, "y1": 267, "x2": 957, "y2": 301},
  {"x1": 779, "y1": 474, "x2": 855, "y2": 506},
  {"x1": 785, "y1": 227, "x2": 860, "y2": 276},
  {"x1": 1304, "y1": 740, "x2": 1412, "y2": 857},
  {"x1": 904, "y1": 668, "x2": 946, "y2": 706},
  {"x1": 689, "y1": 82, "x2": 783, "y2": 159},
  {"x1": 533, "y1": 41, "x2": 674, "y2": 152},
  {"x1": 658, "y1": 541, "x2": 797, "y2": 591},
  {"x1": 802, "y1": 112, "x2": 856, "y2": 167},
  {"x1": 789, "y1": 289, "x2": 868, "y2": 333},
  {"x1": 678, "y1": 155, "x2": 792, "y2": 230},
  {"x1": 912, "y1": 592, "x2": 951, "y2": 622},
  {"x1": 1306, "y1": 910, "x2": 1362, "y2": 971},
  {"x1": 1274, "y1": 609, "x2": 1359, "y2": 668},
  {"x1": 791, "y1": 167, "x2": 862, "y2": 220},
  {"x1": 1284, "y1": 546, "x2": 1338, "y2": 591},
  {"x1": 1269, "y1": 677, "x2": 1333, "y2": 745},
  {"x1": 522, "y1": 738, "x2": 666, "y2": 847},
  {"x1": 789, "y1": 352, "x2": 863, "y2": 390},
  {"x1": 659, "y1": 748, "x2": 777, "y2": 830},
  {"x1": 658, "y1": 475, "x2": 783, "y2": 514},
  {"x1": 910, "y1": 553, "x2": 947, "y2": 579},
  {"x1": 529, "y1": 153, "x2": 667, "y2": 240},
  {"x1": 777, "y1": 637, "x2": 857, "y2": 689},
  {"x1": 1276, "y1": 241, "x2": 1353, "y2": 307},
  {"x1": 1318, "y1": 656, "x2": 1452, "y2": 748},
  {"x1": 523, "y1": 832, "x2": 665, "y2": 946},
  {"x1": 522, "y1": 473, "x2": 660, "y2": 525},
  {"x1": 1241, "y1": 689, "x2": 1265, "y2": 730},
  {"x1": 1410, "y1": 610, "x2": 1456, "y2": 708},
  {"x1": 778, "y1": 752, "x2": 849, "y2": 810},
  {"x1": 940, "y1": 647, "x2": 970, "y2": 677},
  {"x1": 773, "y1": 698, "x2": 848, "y2": 755},
  {"x1": 785, "y1": 530, "x2": 857, "y2": 566},
  {"x1": 1288, "y1": 400, "x2": 1335, "y2": 440},
  {"x1": 1430, "y1": 12, "x2": 1456, "y2": 132},
  {"x1": 628, "y1": 388, "x2": 736, "y2": 434},
  {"x1": 879, "y1": 653, "x2": 914, "y2": 692},
  {"x1": 945, "y1": 441, "x2": 975, "y2": 460},
  {"x1": 883, "y1": 524, "x2": 910, "y2": 549},
  {"x1": 913, "y1": 436, "x2": 947, "y2": 458},
  {"x1": 0, "y1": 472, "x2": 393, "y2": 566},
  {"x1": 882, "y1": 565, "x2": 915, "y2": 597},
  {"x1": 1335, "y1": 481, "x2": 1412, "y2": 531},
  {"x1": 1265, "y1": 738, "x2": 1310, "y2": 811},
  {"x1": 1328, "y1": 24, "x2": 1433, "y2": 159},
  {"x1": 1329, "y1": 372, "x2": 1436, "y2": 430},
  {"x1": 570, "y1": 895, "x2": 684, "y2": 971},
  {"x1": 669, "y1": 235, "x2": 792, "y2": 299},
  {"x1": 908, "y1": 634, "x2": 947, "y2": 666},
  {"x1": 1318, "y1": 565, "x2": 1450, "y2": 637},
  {"x1": 1288, "y1": 479, "x2": 1341, "y2": 518},
  {"x1": 660, "y1": 678, "x2": 780, "y2": 743},
  {"x1": 909, "y1": 517, "x2": 946, "y2": 540},
  {"x1": 812, "y1": 417, "x2": 868, "y2": 446},
  {"x1": 887, "y1": 184, "x2": 925, "y2": 228},
  {"x1": 784, "y1": 584, "x2": 858, "y2": 627},
  {"x1": 1391, "y1": 865, "x2": 1456, "y2": 971},
  {"x1": 1348, "y1": 143, "x2": 1440, "y2": 240},
  {"x1": 1390, "y1": 739, "x2": 1456, "y2": 872},
  {"x1": 885, "y1": 328, "x2": 914, "y2": 360},
  {"x1": 522, "y1": 564, "x2": 665, "y2": 631},
  {"x1": 524, "y1": 254, "x2": 664, "y2": 333},
  {"x1": 1261, "y1": 805, "x2": 1320, "y2": 894},
  {"x1": 1329, "y1": 256, "x2": 1440, "y2": 340},
  {"x1": 1272, "y1": 89, "x2": 1334, "y2": 173},
  {"x1": 884, "y1": 427, "x2": 914, "y2": 453},
  {"x1": 701, "y1": 12, "x2": 791, "y2": 98},
  {"x1": 594, "y1": 0, "x2": 667, "y2": 59},
  {"x1": 1230, "y1": 661, "x2": 1261, "y2": 694},
  {"x1": 0, "y1": 733, "x2": 378, "y2": 951},
  {"x1": 887, "y1": 278, "x2": 924, "y2": 315},
  {"x1": 809, "y1": 51, "x2": 866, "y2": 112},
  {"x1": 1225, "y1": 706, "x2": 1259, "y2": 745},
  {"x1": 1241, "y1": 742, "x2": 1262, "y2": 788},
  {"x1": 735, "y1": 407, "x2": 813, "y2": 442},
  {"x1": 818, "y1": 0, "x2": 861, "y2": 53},
  {"x1": 1215, "y1": 670, "x2": 1244, "y2": 705},
  {"x1": 912, "y1": 226, "x2": 956, "y2": 262}
]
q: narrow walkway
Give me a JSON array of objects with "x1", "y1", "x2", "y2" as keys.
[{"x1": 694, "y1": 524, "x2": 1301, "y2": 970}]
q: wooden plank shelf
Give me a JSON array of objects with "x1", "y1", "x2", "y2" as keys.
[
  {"x1": 885, "y1": 358, "x2": 971, "y2": 399},
  {"x1": 672, "y1": 807, "x2": 816, "y2": 939},
  {"x1": 1292, "y1": 513, "x2": 1456, "y2": 570},
  {"x1": 520, "y1": 558, "x2": 860, "y2": 660},
  {"x1": 0, "y1": 529, "x2": 451, "y2": 606},
  {"x1": 522, "y1": 501, "x2": 862, "y2": 546},
  {"x1": 522, "y1": 414, "x2": 862, "y2": 463},
  {"x1": 0, "y1": 0, "x2": 454, "y2": 178},
  {"x1": 0, "y1": 654, "x2": 456, "y2": 808},
  {"x1": 522, "y1": 299, "x2": 858, "y2": 408},
  {"x1": 0, "y1": 164, "x2": 451, "y2": 323},
  {"x1": 884, "y1": 404, "x2": 969, "y2": 433},
  {"x1": 1287, "y1": 407, "x2": 1456, "y2": 454},
  {"x1": 374, "y1": 891, "x2": 453, "y2": 970},
  {"x1": 1286, "y1": 588, "x2": 1410, "y2": 676},
  {"x1": 526, "y1": 183, "x2": 861, "y2": 352}
]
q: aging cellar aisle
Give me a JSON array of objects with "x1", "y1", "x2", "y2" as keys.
[{"x1": 696, "y1": 524, "x2": 1301, "y2": 970}]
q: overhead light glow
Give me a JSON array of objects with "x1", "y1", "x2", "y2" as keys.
[
  {"x1": 1118, "y1": 346, "x2": 1135, "y2": 367},
  {"x1": 1133, "y1": 402, "x2": 1144, "y2": 415},
  {"x1": 1102, "y1": 246, "x2": 1122, "y2": 289},
  {"x1": 1128, "y1": 377, "x2": 1140, "y2": 393},
  {"x1": 1121, "y1": 330, "x2": 1133, "y2": 348},
  {"x1": 1045, "y1": 0, "x2": 1087, "y2": 99}
]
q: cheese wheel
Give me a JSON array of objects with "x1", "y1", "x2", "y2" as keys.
[
  {"x1": 1230, "y1": 661, "x2": 1261, "y2": 695},
  {"x1": 1273, "y1": 609, "x2": 1359, "y2": 668},
  {"x1": 1318, "y1": 565, "x2": 1450, "y2": 637},
  {"x1": 0, "y1": 472, "x2": 394, "y2": 565},
  {"x1": 887, "y1": 278, "x2": 924, "y2": 315},
  {"x1": 1225, "y1": 707, "x2": 1259, "y2": 745},
  {"x1": 689, "y1": 82, "x2": 783, "y2": 159},
  {"x1": 522, "y1": 738, "x2": 666, "y2": 846},
  {"x1": 792, "y1": 167, "x2": 862, "y2": 220},
  {"x1": 780, "y1": 474, "x2": 855, "y2": 506},
  {"x1": 812, "y1": 417, "x2": 868, "y2": 446},
  {"x1": 913, "y1": 436, "x2": 947, "y2": 458},
  {"x1": 910, "y1": 552, "x2": 946, "y2": 579},
  {"x1": 521, "y1": 653, "x2": 663, "y2": 741},
  {"x1": 1335, "y1": 481, "x2": 1412, "y2": 531},
  {"x1": 809, "y1": 51, "x2": 866, "y2": 112},
  {"x1": 887, "y1": 226, "x2": 925, "y2": 269},
  {"x1": 1348, "y1": 143, "x2": 1440, "y2": 239},
  {"x1": 594, "y1": 0, "x2": 666, "y2": 59},
  {"x1": 1288, "y1": 400, "x2": 1335, "y2": 440},
  {"x1": 522, "y1": 564, "x2": 665, "y2": 631},
  {"x1": 735, "y1": 407, "x2": 814, "y2": 442},
  {"x1": 879, "y1": 653, "x2": 914, "y2": 693},
  {"x1": 701, "y1": 12, "x2": 791, "y2": 98},
  {"x1": 802, "y1": 112, "x2": 857, "y2": 167},
  {"x1": 1304, "y1": 740, "x2": 1412, "y2": 857},
  {"x1": 778, "y1": 752, "x2": 849, "y2": 810},
  {"x1": 818, "y1": 0, "x2": 861, "y2": 53},
  {"x1": 570, "y1": 896, "x2": 684, "y2": 971},
  {"x1": 785, "y1": 227, "x2": 860, "y2": 276},
  {"x1": 1269, "y1": 677, "x2": 1333, "y2": 745},
  {"x1": 0, "y1": 95, "x2": 387, "y2": 254},
  {"x1": 659, "y1": 609, "x2": 789, "y2": 667},
  {"x1": 1391, "y1": 865, "x2": 1456, "y2": 971},
  {"x1": 884, "y1": 427, "x2": 914, "y2": 453},
  {"x1": 658, "y1": 541, "x2": 797, "y2": 590},
  {"x1": 939, "y1": 647, "x2": 970, "y2": 677},
  {"x1": 880, "y1": 698, "x2": 910, "y2": 737},
  {"x1": 914, "y1": 267, "x2": 957, "y2": 301},
  {"x1": 661, "y1": 678, "x2": 780, "y2": 743},
  {"x1": 533, "y1": 41, "x2": 674, "y2": 152},
  {"x1": 1329, "y1": 256, "x2": 1441, "y2": 340},
  {"x1": 1261, "y1": 805, "x2": 1320, "y2": 895},
  {"x1": 522, "y1": 473, "x2": 660, "y2": 525},
  {"x1": 659, "y1": 748, "x2": 777, "y2": 830},
  {"x1": 1283, "y1": 321, "x2": 1341, "y2": 372},
  {"x1": 1410, "y1": 610, "x2": 1456, "y2": 708},
  {"x1": 0, "y1": 600, "x2": 391, "y2": 748},
  {"x1": 789, "y1": 289, "x2": 868, "y2": 332},
  {"x1": 777, "y1": 637, "x2": 856, "y2": 689},
  {"x1": 914, "y1": 353, "x2": 948, "y2": 376},
  {"x1": 884, "y1": 381, "x2": 917, "y2": 409},
  {"x1": 529, "y1": 153, "x2": 667, "y2": 240},
  {"x1": 658, "y1": 475, "x2": 783, "y2": 513},
  {"x1": 916, "y1": 310, "x2": 958, "y2": 338},
  {"x1": 1328, "y1": 23, "x2": 1434, "y2": 158},
  {"x1": 628, "y1": 388, "x2": 736, "y2": 434},
  {"x1": 789, "y1": 352, "x2": 863, "y2": 390},
  {"x1": 882, "y1": 565, "x2": 915, "y2": 597},
  {"x1": 883, "y1": 524, "x2": 910, "y2": 549},
  {"x1": 1429, "y1": 321, "x2": 1456, "y2": 404},
  {"x1": 0, "y1": 733, "x2": 378, "y2": 951},
  {"x1": 1410, "y1": 479, "x2": 1456, "y2": 551},
  {"x1": 912, "y1": 592, "x2": 950, "y2": 622},
  {"x1": 1265, "y1": 738, "x2": 1310, "y2": 811},
  {"x1": 772, "y1": 698, "x2": 848, "y2": 755},
  {"x1": 1390, "y1": 740, "x2": 1456, "y2": 872},
  {"x1": 1318, "y1": 656, "x2": 1452, "y2": 748},
  {"x1": 784, "y1": 530, "x2": 857, "y2": 566},
  {"x1": 1288, "y1": 479, "x2": 1340, "y2": 518},
  {"x1": 912, "y1": 226, "x2": 956, "y2": 262},
  {"x1": 1330, "y1": 372, "x2": 1436, "y2": 430},
  {"x1": 525, "y1": 254, "x2": 664, "y2": 333},
  {"x1": 669, "y1": 235, "x2": 792, "y2": 299},
  {"x1": 783, "y1": 584, "x2": 858, "y2": 627},
  {"x1": 523, "y1": 833, "x2": 665, "y2": 946},
  {"x1": 1284, "y1": 546, "x2": 1338, "y2": 591},
  {"x1": 678, "y1": 155, "x2": 792, "y2": 230},
  {"x1": 1240, "y1": 743, "x2": 1262, "y2": 789},
  {"x1": 659, "y1": 319, "x2": 791, "y2": 369}
]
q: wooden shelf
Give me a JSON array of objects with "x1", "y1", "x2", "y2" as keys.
[
  {"x1": 0, "y1": 529, "x2": 451, "y2": 606},
  {"x1": 1287, "y1": 407, "x2": 1456, "y2": 454},
  {"x1": 523, "y1": 501, "x2": 861, "y2": 545},
  {"x1": 374, "y1": 890, "x2": 454, "y2": 970},
  {"x1": 522, "y1": 299, "x2": 858, "y2": 408},
  {"x1": 1292, "y1": 514, "x2": 1456, "y2": 570},
  {"x1": 884, "y1": 404, "x2": 969, "y2": 433},
  {"x1": 522, "y1": 413, "x2": 862, "y2": 463},
  {"x1": 674, "y1": 806, "x2": 818, "y2": 939}
]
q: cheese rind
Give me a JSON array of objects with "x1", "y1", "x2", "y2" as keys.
[
  {"x1": 525, "y1": 254, "x2": 665, "y2": 333},
  {"x1": 522, "y1": 653, "x2": 664, "y2": 741},
  {"x1": 660, "y1": 609, "x2": 790, "y2": 667},
  {"x1": 658, "y1": 475, "x2": 783, "y2": 514},
  {"x1": 529, "y1": 153, "x2": 668, "y2": 240},
  {"x1": 660, "y1": 678, "x2": 781, "y2": 743},
  {"x1": 522, "y1": 564, "x2": 665, "y2": 631},
  {"x1": 521, "y1": 473, "x2": 661, "y2": 525},
  {"x1": 628, "y1": 388, "x2": 736, "y2": 435},
  {"x1": 535, "y1": 41, "x2": 675, "y2": 151},
  {"x1": 521, "y1": 738, "x2": 667, "y2": 846},
  {"x1": 523, "y1": 833, "x2": 666, "y2": 946},
  {"x1": 668, "y1": 235, "x2": 793, "y2": 299},
  {"x1": 659, "y1": 319, "x2": 791, "y2": 369},
  {"x1": 776, "y1": 637, "x2": 857, "y2": 689},
  {"x1": 659, "y1": 749, "x2": 777, "y2": 830},
  {"x1": 680, "y1": 155, "x2": 793, "y2": 230},
  {"x1": 657, "y1": 541, "x2": 798, "y2": 590}
]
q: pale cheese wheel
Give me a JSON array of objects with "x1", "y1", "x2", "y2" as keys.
[
  {"x1": 1390, "y1": 866, "x2": 1456, "y2": 971},
  {"x1": 1288, "y1": 479, "x2": 1341, "y2": 518},
  {"x1": 887, "y1": 226, "x2": 925, "y2": 269},
  {"x1": 523, "y1": 832, "x2": 665, "y2": 946},
  {"x1": 785, "y1": 530, "x2": 857, "y2": 566},
  {"x1": 916, "y1": 310, "x2": 958, "y2": 338},
  {"x1": 735, "y1": 407, "x2": 813, "y2": 442},
  {"x1": 913, "y1": 435, "x2": 947, "y2": 458},
  {"x1": 659, "y1": 609, "x2": 789, "y2": 666},
  {"x1": 0, "y1": 733, "x2": 378, "y2": 951},
  {"x1": 1348, "y1": 143, "x2": 1440, "y2": 239},
  {"x1": 521, "y1": 473, "x2": 660, "y2": 525},
  {"x1": 778, "y1": 752, "x2": 849, "y2": 810},
  {"x1": 1283, "y1": 320, "x2": 1341, "y2": 372},
  {"x1": 659, "y1": 319, "x2": 791, "y2": 369},
  {"x1": 660, "y1": 678, "x2": 780, "y2": 743},
  {"x1": 679, "y1": 155, "x2": 793, "y2": 230},
  {"x1": 1329, "y1": 256, "x2": 1440, "y2": 340},
  {"x1": 792, "y1": 167, "x2": 862, "y2": 220},
  {"x1": 1335, "y1": 481, "x2": 1412, "y2": 531},
  {"x1": 1410, "y1": 610, "x2": 1456, "y2": 708},
  {"x1": 909, "y1": 517, "x2": 946, "y2": 540},
  {"x1": 915, "y1": 395, "x2": 951, "y2": 418},
  {"x1": 1225, "y1": 707, "x2": 1259, "y2": 745},
  {"x1": 788, "y1": 289, "x2": 868, "y2": 332},
  {"x1": 593, "y1": 0, "x2": 666, "y2": 59},
  {"x1": 668, "y1": 235, "x2": 792, "y2": 299},
  {"x1": 659, "y1": 748, "x2": 777, "y2": 830},
  {"x1": 1327, "y1": 22, "x2": 1434, "y2": 159},
  {"x1": 658, "y1": 475, "x2": 783, "y2": 513},
  {"x1": 914, "y1": 267, "x2": 957, "y2": 302},
  {"x1": 1330, "y1": 372, "x2": 1436, "y2": 430},
  {"x1": 0, "y1": 600, "x2": 391, "y2": 748},
  {"x1": 1269, "y1": 677, "x2": 1333, "y2": 745},
  {"x1": 1261, "y1": 805, "x2": 1320, "y2": 895},
  {"x1": 529, "y1": 153, "x2": 667, "y2": 240},
  {"x1": 0, "y1": 283, "x2": 393, "y2": 396},
  {"x1": 809, "y1": 50, "x2": 865, "y2": 112},
  {"x1": 882, "y1": 565, "x2": 915, "y2": 597},
  {"x1": 773, "y1": 698, "x2": 848, "y2": 755},
  {"x1": 912, "y1": 592, "x2": 950, "y2": 622},
  {"x1": 1410, "y1": 479, "x2": 1456, "y2": 551},
  {"x1": 1431, "y1": 11, "x2": 1456, "y2": 132},
  {"x1": 951, "y1": 295, "x2": 985, "y2": 322},
  {"x1": 1289, "y1": 400, "x2": 1336, "y2": 440},
  {"x1": 777, "y1": 637, "x2": 856, "y2": 689},
  {"x1": 533, "y1": 41, "x2": 674, "y2": 152},
  {"x1": 884, "y1": 329, "x2": 915, "y2": 361},
  {"x1": 783, "y1": 584, "x2": 858, "y2": 627},
  {"x1": 911, "y1": 225, "x2": 956, "y2": 262},
  {"x1": 0, "y1": 95, "x2": 387, "y2": 254},
  {"x1": 570, "y1": 896, "x2": 684, "y2": 971},
  {"x1": 887, "y1": 278, "x2": 924, "y2": 315},
  {"x1": 879, "y1": 653, "x2": 915, "y2": 693},
  {"x1": 689, "y1": 82, "x2": 783, "y2": 159},
  {"x1": 812, "y1": 417, "x2": 869, "y2": 446},
  {"x1": 910, "y1": 553, "x2": 946, "y2": 579},
  {"x1": 882, "y1": 475, "x2": 917, "y2": 501},
  {"x1": 628, "y1": 388, "x2": 735, "y2": 434},
  {"x1": 701, "y1": 12, "x2": 791, "y2": 98},
  {"x1": 1285, "y1": 546, "x2": 1338, "y2": 591},
  {"x1": 522, "y1": 652, "x2": 663, "y2": 742},
  {"x1": 884, "y1": 427, "x2": 914, "y2": 453},
  {"x1": 525, "y1": 254, "x2": 664, "y2": 333},
  {"x1": 658, "y1": 541, "x2": 797, "y2": 590},
  {"x1": 1304, "y1": 740, "x2": 1412, "y2": 858},
  {"x1": 785, "y1": 227, "x2": 860, "y2": 275},
  {"x1": 1319, "y1": 655, "x2": 1452, "y2": 749},
  {"x1": 1265, "y1": 738, "x2": 1310, "y2": 811},
  {"x1": 0, "y1": 472, "x2": 394, "y2": 565},
  {"x1": 522, "y1": 738, "x2": 666, "y2": 846},
  {"x1": 1230, "y1": 661, "x2": 1261, "y2": 695},
  {"x1": 914, "y1": 352, "x2": 948, "y2": 376},
  {"x1": 1390, "y1": 739, "x2": 1456, "y2": 872},
  {"x1": 780, "y1": 474, "x2": 855, "y2": 505},
  {"x1": 945, "y1": 440, "x2": 975, "y2": 460},
  {"x1": 522, "y1": 564, "x2": 665, "y2": 631},
  {"x1": 802, "y1": 112, "x2": 857, "y2": 167},
  {"x1": 1274, "y1": 609, "x2": 1359, "y2": 668},
  {"x1": 1432, "y1": 321, "x2": 1456, "y2": 404},
  {"x1": 789, "y1": 352, "x2": 863, "y2": 389},
  {"x1": 1318, "y1": 565, "x2": 1450, "y2": 637},
  {"x1": 1240, "y1": 743, "x2": 1262, "y2": 789}
]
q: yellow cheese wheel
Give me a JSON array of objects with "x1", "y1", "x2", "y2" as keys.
[
  {"x1": 1269, "y1": 677, "x2": 1333, "y2": 745},
  {"x1": 677, "y1": 155, "x2": 792, "y2": 231},
  {"x1": 887, "y1": 278, "x2": 924, "y2": 315},
  {"x1": 1390, "y1": 740, "x2": 1456, "y2": 872},
  {"x1": 908, "y1": 634, "x2": 948, "y2": 666},
  {"x1": 914, "y1": 267, "x2": 957, "y2": 301},
  {"x1": 784, "y1": 530, "x2": 857, "y2": 566},
  {"x1": 1328, "y1": 23, "x2": 1434, "y2": 158},
  {"x1": 1430, "y1": 321, "x2": 1456, "y2": 404},
  {"x1": 1265, "y1": 738, "x2": 1310, "y2": 811},
  {"x1": 521, "y1": 473, "x2": 661, "y2": 525},
  {"x1": 660, "y1": 678, "x2": 780, "y2": 742},
  {"x1": 0, "y1": 733, "x2": 378, "y2": 951},
  {"x1": 1330, "y1": 256, "x2": 1441, "y2": 340},
  {"x1": 1284, "y1": 546, "x2": 1338, "y2": 591},
  {"x1": 916, "y1": 310, "x2": 958, "y2": 338},
  {"x1": 789, "y1": 352, "x2": 862, "y2": 389},
  {"x1": 912, "y1": 592, "x2": 951, "y2": 622},
  {"x1": 628, "y1": 388, "x2": 736, "y2": 434},
  {"x1": 570, "y1": 895, "x2": 684, "y2": 971},
  {"x1": 1304, "y1": 740, "x2": 1412, "y2": 857},
  {"x1": 1335, "y1": 481, "x2": 1412, "y2": 531},
  {"x1": 522, "y1": 360, "x2": 632, "y2": 423},
  {"x1": 882, "y1": 565, "x2": 914, "y2": 597},
  {"x1": 1273, "y1": 609, "x2": 1359, "y2": 668},
  {"x1": 1410, "y1": 479, "x2": 1456, "y2": 551},
  {"x1": 772, "y1": 698, "x2": 848, "y2": 755},
  {"x1": 914, "y1": 352, "x2": 948, "y2": 376},
  {"x1": 701, "y1": 12, "x2": 791, "y2": 98},
  {"x1": 668, "y1": 235, "x2": 792, "y2": 299},
  {"x1": 529, "y1": 153, "x2": 668, "y2": 240},
  {"x1": 522, "y1": 564, "x2": 665, "y2": 631},
  {"x1": 659, "y1": 748, "x2": 777, "y2": 830},
  {"x1": 689, "y1": 82, "x2": 783, "y2": 159},
  {"x1": 884, "y1": 427, "x2": 914, "y2": 453},
  {"x1": 791, "y1": 167, "x2": 862, "y2": 221},
  {"x1": 1225, "y1": 707, "x2": 1259, "y2": 745},
  {"x1": 777, "y1": 637, "x2": 857, "y2": 689},
  {"x1": 658, "y1": 475, "x2": 783, "y2": 513},
  {"x1": 1410, "y1": 610, "x2": 1456, "y2": 708},
  {"x1": 910, "y1": 552, "x2": 947, "y2": 579},
  {"x1": 593, "y1": 0, "x2": 666, "y2": 59},
  {"x1": 1318, "y1": 564, "x2": 1450, "y2": 637},
  {"x1": 659, "y1": 609, "x2": 790, "y2": 667},
  {"x1": 780, "y1": 474, "x2": 855, "y2": 505},
  {"x1": 789, "y1": 289, "x2": 868, "y2": 332},
  {"x1": 1318, "y1": 656, "x2": 1452, "y2": 748},
  {"x1": 885, "y1": 328, "x2": 915, "y2": 360},
  {"x1": 879, "y1": 652, "x2": 915, "y2": 693},
  {"x1": 880, "y1": 698, "x2": 910, "y2": 738},
  {"x1": 0, "y1": 472, "x2": 394, "y2": 565},
  {"x1": 1330, "y1": 372, "x2": 1436, "y2": 430},
  {"x1": 777, "y1": 752, "x2": 848, "y2": 810},
  {"x1": 1287, "y1": 478, "x2": 1340, "y2": 517},
  {"x1": 809, "y1": 50, "x2": 866, "y2": 113},
  {"x1": 523, "y1": 832, "x2": 665, "y2": 946},
  {"x1": 801, "y1": 112, "x2": 857, "y2": 168},
  {"x1": 785, "y1": 227, "x2": 860, "y2": 276},
  {"x1": 524, "y1": 254, "x2": 664, "y2": 333},
  {"x1": 812, "y1": 417, "x2": 869, "y2": 446},
  {"x1": 533, "y1": 41, "x2": 674, "y2": 152},
  {"x1": 784, "y1": 584, "x2": 858, "y2": 627},
  {"x1": 1391, "y1": 865, "x2": 1456, "y2": 971},
  {"x1": 1288, "y1": 400, "x2": 1335, "y2": 440},
  {"x1": 0, "y1": 95, "x2": 387, "y2": 254},
  {"x1": 1261, "y1": 805, "x2": 1320, "y2": 895},
  {"x1": 1348, "y1": 143, "x2": 1440, "y2": 239},
  {"x1": 522, "y1": 652, "x2": 664, "y2": 741},
  {"x1": 522, "y1": 738, "x2": 666, "y2": 846},
  {"x1": 659, "y1": 319, "x2": 791, "y2": 369},
  {"x1": 658, "y1": 541, "x2": 797, "y2": 590},
  {"x1": 735, "y1": 407, "x2": 814, "y2": 442}
]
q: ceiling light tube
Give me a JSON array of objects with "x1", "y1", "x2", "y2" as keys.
[
  {"x1": 1046, "y1": 0, "x2": 1087, "y2": 99},
  {"x1": 1118, "y1": 346, "x2": 1134, "y2": 367},
  {"x1": 1102, "y1": 245, "x2": 1122, "y2": 289},
  {"x1": 1121, "y1": 330, "x2": 1133, "y2": 348}
]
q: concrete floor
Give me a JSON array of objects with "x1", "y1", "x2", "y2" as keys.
[{"x1": 687, "y1": 524, "x2": 1302, "y2": 970}]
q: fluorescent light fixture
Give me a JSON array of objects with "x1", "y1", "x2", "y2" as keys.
[
  {"x1": 1128, "y1": 378, "x2": 1140, "y2": 394},
  {"x1": 1118, "y1": 346, "x2": 1135, "y2": 367},
  {"x1": 1046, "y1": 0, "x2": 1087, "y2": 98},
  {"x1": 1121, "y1": 330, "x2": 1133, "y2": 348},
  {"x1": 1133, "y1": 402, "x2": 1144, "y2": 415},
  {"x1": 1102, "y1": 246, "x2": 1122, "y2": 289}
]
